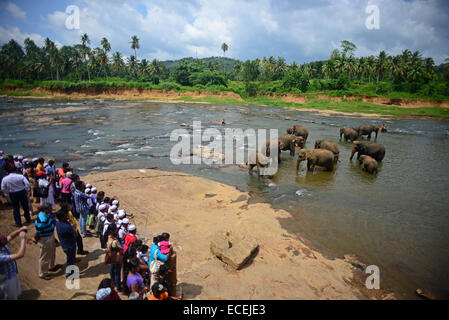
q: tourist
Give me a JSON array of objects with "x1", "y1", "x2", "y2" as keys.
[
  {"x1": 127, "y1": 257, "x2": 148, "y2": 299},
  {"x1": 118, "y1": 218, "x2": 129, "y2": 244},
  {"x1": 55, "y1": 209, "x2": 77, "y2": 278},
  {"x1": 0, "y1": 226, "x2": 27, "y2": 300},
  {"x1": 73, "y1": 181, "x2": 90, "y2": 238},
  {"x1": 137, "y1": 244, "x2": 149, "y2": 265},
  {"x1": 62, "y1": 202, "x2": 88, "y2": 255},
  {"x1": 149, "y1": 235, "x2": 168, "y2": 287},
  {"x1": 95, "y1": 278, "x2": 121, "y2": 300},
  {"x1": 37, "y1": 171, "x2": 55, "y2": 209},
  {"x1": 123, "y1": 225, "x2": 137, "y2": 253},
  {"x1": 33, "y1": 203, "x2": 59, "y2": 280},
  {"x1": 158, "y1": 232, "x2": 172, "y2": 256},
  {"x1": 149, "y1": 281, "x2": 182, "y2": 300},
  {"x1": 36, "y1": 158, "x2": 45, "y2": 172},
  {"x1": 60, "y1": 171, "x2": 73, "y2": 205},
  {"x1": 122, "y1": 243, "x2": 138, "y2": 295},
  {"x1": 96, "y1": 191, "x2": 105, "y2": 212},
  {"x1": 101, "y1": 214, "x2": 115, "y2": 249},
  {"x1": 116, "y1": 209, "x2": 126, "y2": 227},
  {"x1": 1, "y1": 166, "x2": 31, "y2": 227},
  {"x1": 57, "y1": 162, "x2": 70, "y2": 185},
  {"x1": 106, "y1": 224, "x2": 123, "y2": 292}
]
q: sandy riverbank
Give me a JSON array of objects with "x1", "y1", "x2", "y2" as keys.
[
  {"x1": 0, "y1": 169, "x2": 398, "y2": 300},
  {"x1": 2, "y1": 88, "x2": 449, "y2": 120}
]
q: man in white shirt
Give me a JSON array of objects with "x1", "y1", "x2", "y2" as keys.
[{"x1": 1, "y1": 167, "x2": 31, "y2": 227}]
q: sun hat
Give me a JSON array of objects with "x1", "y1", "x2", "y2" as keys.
[{"x1": 96, "y1": 288, "x2": 111, "y2": 300}]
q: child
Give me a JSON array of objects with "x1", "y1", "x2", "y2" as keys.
[
  {"x1": 137, "y1": 244, "x2": 149, "y2": 264},
  {"x1": 157, "y1": 232, "x2": 172, "y2": 256}
]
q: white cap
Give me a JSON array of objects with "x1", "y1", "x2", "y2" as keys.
[
  {"x1": 23, "y1": 158, "x2": 28, "y2": 163},
  {"x1": 118, "y1": 210, "x2": 126, "y2": 219},
  {"x1": 99, "y1": 204, "x2": 107, "y2": 211},
  {"x1": 91, "y1": 187, "x2": 97, "y2": 193},
  {"x1": 44, "y1": 163, "x2": 48, "y2": 167},
  {"x1": 18, "y1": 156, "x2": 23, "y2": 160},
  {"x1": 109, "y1": 205, "x2": 117, "y2": 212},
  {"x1": 128, "y1": 225, "x2": 136, "y2": 231},
  {"x1": 86, "y1": 184, "x2": 92, "y2": 189},
  {"x1": 112, "y1": 200, "x2": 119, "y2": 205},
  {"x1": 85, "y1": 188, "x2": 91, "y2": 193},
  {"x1": 13, "y1": 155, "x2": 18, "y2": 159},
  {"x1": 122, "y1": 218, "x2": 129, "y2": 224},
  {"x1": 0, "y1": 150, "x2": 3, "y2": 154},
  {"x1": 32, "y1": 158, "x2": 38, "y2": 162}
]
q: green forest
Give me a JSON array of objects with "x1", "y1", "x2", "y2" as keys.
[{"x1": 1, "y1": 34, "x2": 449, "y2": 101}]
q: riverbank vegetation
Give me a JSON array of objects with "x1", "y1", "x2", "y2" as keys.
[{"x1": 1, "y1": 35, "x2": 449, "y2": 105}]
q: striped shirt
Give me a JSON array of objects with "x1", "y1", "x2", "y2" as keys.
[
  {"x1": 35, "y1": 211, "x2": 56, "y2": 237},
  {"x1": 0, "y1": 245, "x2": 18, "y2": 280},
  {"x1": 74, "y1": 189, "x2": 90, "y2": 215}
]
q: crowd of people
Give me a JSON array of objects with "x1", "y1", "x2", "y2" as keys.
[{"x1": 0, "y1": 150, "x2": 182, "y2": 300}]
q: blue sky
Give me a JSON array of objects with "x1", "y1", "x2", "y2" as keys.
[{"x1": 0, "y1": 0, "x2": 448, "y2": 64}]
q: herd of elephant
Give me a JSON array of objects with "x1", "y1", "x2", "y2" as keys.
[{"x1": 248, "y1": 124, "x2": 386, "y2": 176}]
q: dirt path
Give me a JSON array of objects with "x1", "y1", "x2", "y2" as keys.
[{"x1": 1, "y1": 169, "x2": 398, "y2": 300}]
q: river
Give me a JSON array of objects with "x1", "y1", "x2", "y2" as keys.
[{"x1": 1, "y1": 97, "x2": 449, "y2": 299}]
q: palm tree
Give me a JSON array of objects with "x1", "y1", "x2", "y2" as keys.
[
  {"x1": 100, "y1": 37, "x2": 111, "y2": 78},
  {"x1": 376, "y1": 50, "x2": 388, "y2": 93},
  {"x1": 127, "y1": 55, "x2": 138, "y2": 79},
  {"x1": 80, "y1": 33, "x2": 91, "y2": 81},
  {"x1": 130, "y1": 35, "x2": 140, "y2": 59},
  {"x1": 221, "y1": 43, "x2": 228, "y2": 57},
  {"x1": 112, "y1": 52, "x2": 124, "y2": 77}
]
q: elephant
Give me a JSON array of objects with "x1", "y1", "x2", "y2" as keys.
[
  {"x1": 247, "y1": 151, "x2": 270, "y2": 176},
  {"x1": 358, "y1": 155, "x2": 378, "y2": 174},
  {"x1": 350, "y1": 141, "x2": 385, "y2": 162},
  {"x1": 287, "y1": 125, "x2": 309, "y2": 142},
  {"x1": 314, "y1": 139, "x2": 339, "y2": 164},
  {"x1": 339, "y1": 127, "x2": 359, "y2": 142},
  {"x1": 296, "y1": 149, "x2": 335, "y2": 172},
  {"x1": 356, "y1": 124, "x2": 379, "y2": 140}
]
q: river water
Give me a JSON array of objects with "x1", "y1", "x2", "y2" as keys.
[{"x1": 1, "y1": 98, "x2": 449, "y2": 299}]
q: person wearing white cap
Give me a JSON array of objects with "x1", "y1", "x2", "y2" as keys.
[
  {"x1": 116, "y1": 210, "x2": 126, "y2": 227},
  {"x1": 118, "y1": 218, "x2": 129, "y2": 243},
  {"x1": 14, "y1": 157, "x2": 22, "y2": 170},
  {"x1": 108, "y1": 205, "x2": 118, "y2": 215},
  {"x1": 86, "y1": 184, "x2": 92, "y2": 189},
  {"x1": 123, "y1": 225, "x2": 137, "y2": 254},
  {"x1": 112, "y1": 199, "x2": 119, "y2": 209}
]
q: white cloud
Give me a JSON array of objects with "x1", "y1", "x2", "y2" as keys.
[
  {"x1": 6, "y1": 2, "x2": 26, "y2": 20},
  {"x1": 10, "y1": 0, "x2": 448, "y2": 64}
]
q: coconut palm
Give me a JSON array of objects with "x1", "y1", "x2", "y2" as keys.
[
  {"x1": 130, "y1": 35, "x2": 140, "y2": 59},
  {"x1": 375, "y1": 51, "x2": 388, "y2": 93}
]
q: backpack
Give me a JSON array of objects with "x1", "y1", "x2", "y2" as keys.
[{"x1": 150, "y1": 248, "x2": 164, "y2": 274}]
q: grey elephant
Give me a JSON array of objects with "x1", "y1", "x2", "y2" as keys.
[
  {"x1": 358, "y1": 155, "x2": 378, "y2": 174},
  {"x1": 339, "y1": 127, "x2": 359, "y2": 142},
  {"x1": 350, "y1": 141, "x2": 385, "y2": 162},
  {"x1": 356, "y1": 124, "x2": 379, "y2": 140},
  {"x1": 314, "y1": 139, "x2": 339, "y2": 164},
  {"x1": 296, "y1": 149, "x2": 335, "y2": 172},
  {"x1": 247, "y1": 151, "x2": 270, "y2": 176},
  {"x1": 287, "y1": 125, "x2": 309, "y2": 142}
]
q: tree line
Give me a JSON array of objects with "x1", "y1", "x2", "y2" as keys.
[{"x1": 1, "y1": 35, "x2": 448, "y2": 97}]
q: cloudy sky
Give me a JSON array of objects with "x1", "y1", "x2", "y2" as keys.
[{"x1": 0, "y1": 0, "x2": 448, "y2": 64}]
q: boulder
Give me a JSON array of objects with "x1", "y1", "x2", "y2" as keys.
[{"x1": 210, "y1": 230, "x2": 258, "y2": 270}]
